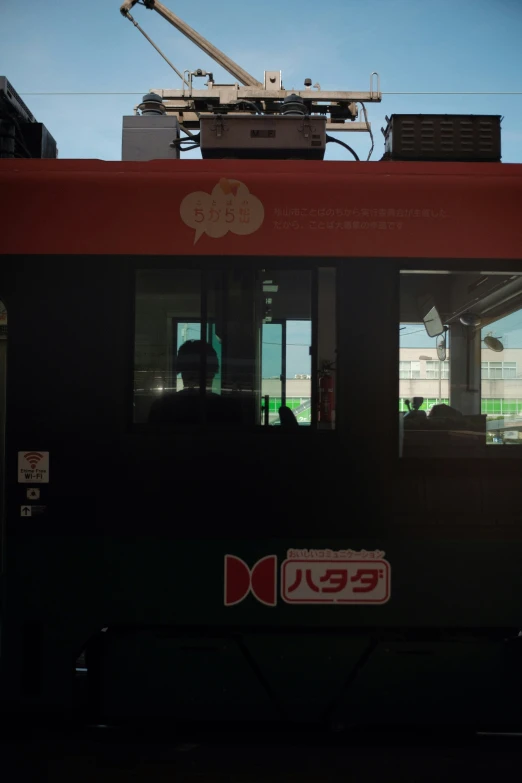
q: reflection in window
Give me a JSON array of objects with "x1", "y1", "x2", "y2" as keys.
[
  {"x1": 0, "y1": 299, "x2": 6, "y2": 337},
  {"x1": 481, "y1": 310, "x2": 522, "y2": 444},
  {"x1": 261, "y1": 321, "x2": 312, "y2": 425},
  {"x1": 134, "y1": 270, "x2": 201, "y2": 423},
  {"x1": 400, "y1": 270, "x2": 522, "y2": 456},
  {"x1": 134, "y1": 268, "x2": 336, "y2": 430},
  {"x1": 399, "y1": 397, "x2": 449, "y2": 413}
]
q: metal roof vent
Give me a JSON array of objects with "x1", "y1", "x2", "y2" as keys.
[{"x1": 382, "y1": 114, "x2": 501, "y2": 162}]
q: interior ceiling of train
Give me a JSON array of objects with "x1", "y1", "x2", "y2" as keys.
[{"x1": 401, "y1": 271, "x2": 522, "y2": 328}]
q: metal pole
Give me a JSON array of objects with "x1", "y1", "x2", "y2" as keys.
[
  {"x1": 123, "y1": 11, "x2": 189, "y2": 87},
  {"x1": 439, "y1": 359, "x2": 442, "y2": 403},
  {"x1": 263, "y1": 395, "x2": 269, "y2": 427},
  {"x1": 122, "y1": 0, "x2": 263, "y2": 88}
]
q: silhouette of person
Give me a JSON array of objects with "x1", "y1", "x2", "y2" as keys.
[
  {"x1": 428, "y1": 403, "x2": 462, "y2": 420},
  {"x1": 278, "y1": 405, "x2": 299, "y2": 429},
  {"x1": 403, "y1": 396, "x2": 427, "y2": 427},
  {"x1": 148, "y1": 339, "x2": 242, "y2": 426}
]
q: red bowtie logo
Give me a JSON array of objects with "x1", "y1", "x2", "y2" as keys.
[{"x1": 224, "y1": 555, "x2": 277, "y2": 607}]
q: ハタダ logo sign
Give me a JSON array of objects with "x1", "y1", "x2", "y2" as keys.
[
  {"x1": 180, "y1": 178, "x2": 264, "y2": 244},
  {"x1": 224, "y1": 549, "x2": 391, "y2": 607}
]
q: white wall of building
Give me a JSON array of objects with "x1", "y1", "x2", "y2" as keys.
[{"x1": 399, "y1": 347, "x2": 522, "y2": 411}]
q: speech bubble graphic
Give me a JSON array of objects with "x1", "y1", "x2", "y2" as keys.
[{"x1": 180, "y1": 178, "x2": 264, "y2": 244}]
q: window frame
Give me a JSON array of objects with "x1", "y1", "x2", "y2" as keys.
[
  {"x1": 130, "y1": 253, "x2": 522, "y2": 460},
  {"x1": 399, "y1": 360, "x2": 421, "y2": 380},
  {"x1": 481, "y1": 361, "x2": 517, "y2": 380},
  {"x1": 131, "y1": 257, "x2": 336, "y2": 434},
  {"x1": 399, "y1": 257, "x2": 522, "y2": 461},
  {"x1": 425, "y1": 360, "x2": 450, "y2": 380}
]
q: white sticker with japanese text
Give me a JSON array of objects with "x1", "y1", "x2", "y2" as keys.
[{"x1": 180, "y1": 178, "x2": 264, "y2": 244}]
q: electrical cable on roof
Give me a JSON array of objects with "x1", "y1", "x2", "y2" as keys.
[
  {"x1": 325, "y1": 134, "x2": 360, "y2": 161},
  {"x1": 172, "y1": 131, "x2": 201, "y2": 151},
  {"x1": 359, "y1": 101, "x2": 374, "y2": 161},
  {"x1": 384, "y1": 92, "x2": 522, "y2": 95},
  {"x1": 400, "y1": 328, "x2": 429, "y2": 337},
  {"x1": 238, "y1": 100, "x2": 263, "y2": 114},
  {"x1": 20, "y1": 92, "x2": 150, "y2": 95},
  {"x1": 18, "y1": 91, "x2": 522, "y2": 96},
  {"x1": 180, "y1": 126, "x2": 200, "y2": 141}
]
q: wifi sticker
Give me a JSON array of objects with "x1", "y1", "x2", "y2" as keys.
[{"x1": 18, "y1": 451, "x2": 49, "y2": 483}]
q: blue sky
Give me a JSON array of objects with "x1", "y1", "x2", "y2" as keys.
[
  {"x1": 263, "y1": 321, "x2": 312, "y2": 378},
  {"x1": 1, "y1": 0, "x2": 521, "y2": 161}
]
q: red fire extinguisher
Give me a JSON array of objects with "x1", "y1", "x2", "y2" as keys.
[{"x1": 318, "y1": 366, "x2": 335, "y2": 423}]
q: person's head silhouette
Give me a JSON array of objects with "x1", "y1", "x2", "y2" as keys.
[{"x1": 177, "y1": 339, "x2": 219, "y2": 391}]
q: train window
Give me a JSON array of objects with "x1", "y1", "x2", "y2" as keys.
[
  {"x1": 400, "y1": 270, "x2": 522, "y2": 457},
  {"x1": 134, "y1": 268, "x2": 336, "y2": 429}
]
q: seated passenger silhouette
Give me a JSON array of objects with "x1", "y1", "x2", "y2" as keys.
[
  {"x1": 428, "y1": 402, "x2": 469, "y2": 432},
  {"x1": 403, "y1": 397, "x2": 427, "y2": 426},
  {"x1": 278, "y1": 405, "x2": 299, "y2": 429},
  {"x1": 428, "y1": 403, "x2": 462, "y2": 420},
  {"x1": 148, "y1": 340, "x2": 242, "y2": 426}
]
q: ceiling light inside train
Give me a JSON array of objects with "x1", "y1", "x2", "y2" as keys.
[{"x1": 460, "y1": 313, "x2": 482, "y2": 327}]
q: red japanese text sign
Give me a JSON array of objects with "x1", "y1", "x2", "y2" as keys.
[
  {"x1": 281, "y1": 558, "x2": 390, "y2": 604},
  {"x1": 224, "y1": 549, "x2": 390, "y2": 607}
]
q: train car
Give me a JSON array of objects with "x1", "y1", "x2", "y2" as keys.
[{"x1": 1, "y1": 154, "x2": 522, "y2": 735}]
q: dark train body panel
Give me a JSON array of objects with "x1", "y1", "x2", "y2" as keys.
[{"x1": 1, "y1": 159, "x2": 522, "y2": 730}]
